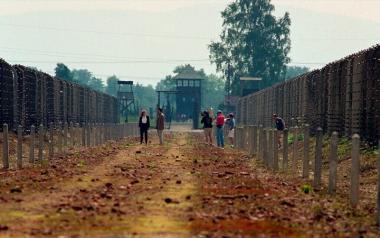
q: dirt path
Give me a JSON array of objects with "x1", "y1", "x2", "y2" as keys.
[{"x1": 0, "y1": 132, "x2": 379, "y2": 237}]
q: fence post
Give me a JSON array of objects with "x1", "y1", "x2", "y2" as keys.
[
  {"x1": 263, "y1": 128, "x2": 268, "y2": 167},
  {"x1": 29, "y1": 125, "x2": 35, "y2": 164},
  {"x1": 17, "y1": 125, "x2": 23, "y2": 169},
  {"x1": 376, "y1": 140, "x2": 380, "y2": 225},
  {"x1": 350, "y1": 134, "x2": 360, "y2": 208},
  {"x1": 63, "y1": 122, "x2": 68, "y2": 153},
  {"x1": 81, "y1": 125, "x2": 86, "y2": 147},
  {"x1": 252, "y1": 125, "x2": 258, "y2": 156},
  {"x1": 328, "y1": 132, "x2": 339, "y2": 194},
  {"x1": 247, "y1": 126, "x2": 253, "y2": 154},
  {"x1": 2, "y1": 124, "x2": 9, "y2": 169},
  {"x1": 259, "y1": 125, "x2": 264, "y2": 162},
  {"x1": 58, "y1": 122, "x2": 63, "y2": 153},
  {"x1": 283, "y1": 128, "x2": 289, "y2": 171},
  {"x1": 313, "y1": 127, "x2": 323, "y2": 190},
  {"x1": 268, "y1": 129, "x2": 274, "y2": 169},
  {"x1": 302, "y1": 124, "x2": 310, "y2": 178},
  {"x1": 48, "y1": 123, "x2": 54, "y2": 160},
  {"x1": 273, "y1": 129, "x2": 279, "y2": 171},
  {"x1": 292, "y1": 127, "x2": 299, "y2": 175},
  {"x1": 86, "y1": 124, "x2": 91, "y2": 147},
  {"x1": 38, "y1": 124, "x2": 44, "y2": 163}
]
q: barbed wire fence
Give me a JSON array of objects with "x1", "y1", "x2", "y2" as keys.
[{"x1": 237, "y1": 44, "x2": 380, "y2": 145}]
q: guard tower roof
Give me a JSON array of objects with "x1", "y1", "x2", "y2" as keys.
[{"x1": 173, "y1": 69, "x2": 205, "y2": 80}]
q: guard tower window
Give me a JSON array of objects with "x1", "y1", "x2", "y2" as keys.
[
  {"x1": 189, "y1": 80, "x2": 194, "y2": 87},
  {"x1": 178, "y1": 80, "x2": 183, "y2": 87},
  {"x1": 194, "y1": 80, "x2": 200, "y2": 87},
  {"x1": 183, "y1": 80, "x2": 188, "y2": 87}
]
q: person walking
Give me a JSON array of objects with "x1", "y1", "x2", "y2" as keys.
[
  {"x1": 156, "y1": 107, "x2": 165, "y2": 145},
  {"x1": 226, "y1": 113, "x2": 236, "y2": 147},
  {"x1": 215, "y1": 110, "x2": 225, "y2": 148},
  {"x1": 273, "y1": 114, "x2": 286, "y2": 148},
  {"x1": 138, "y1": 109, "x2": 150, "y2": 144},
  {"x1": 201, "y1": 110, "x2": 213, "y2": 145}
]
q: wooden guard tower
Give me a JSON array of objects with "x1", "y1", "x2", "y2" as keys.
[
  {"x1": 117, "y1": 81, "x2": 135, "y2": 122},
  {"x1": 174, "y1": 69, "x2": 203, "y2": 129}
]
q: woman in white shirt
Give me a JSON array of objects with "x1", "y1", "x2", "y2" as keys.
[{"x1": 138, "y1": 110, "x2": 150, "y2": 144}]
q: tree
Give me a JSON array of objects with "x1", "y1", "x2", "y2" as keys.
[
  {"x1": 202, "y1": 74, "x2": 225, "y2": 111},
  {"x1": 55, "y1": 63, "x2": 73, "y2": 81},
  {"x1": 285, "y1": 66, "x2": 309, "y2": 80},
  {"x1": 88, "y1": 76, "x2": 105, "y2": 92},
  {"x1": 105, "y1": 75, "x2": 119, "y2": 97},
  {"x1": 72, "y1": 69, "x2": 92, "y2": 86},
  {"x1": 134, "y1": 84, "x2": 157, "y2": 110},
  {"x1": 209, "y1": 0, "x2": 291, "y2": 95}
]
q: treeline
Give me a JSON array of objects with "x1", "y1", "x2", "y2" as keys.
[{"x1": 54, "y1": 63, "x2": 225, "y2": 112}]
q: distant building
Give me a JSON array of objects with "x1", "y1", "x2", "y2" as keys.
[{"x1": 174, "y1": 69, "x2": 204, "y2": 129}]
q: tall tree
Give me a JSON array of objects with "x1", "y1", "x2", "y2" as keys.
[
  {"x1": 55, "y1": 63, "x2": 73, "y2": 81},
  {"x1": 105, "y1": 75, "x2": 119, "y2": 97},
  {"x1": 285, "y1": 66, "x2": 309, "y2": 80},
  {"x1": 209, "y1": 0, "x2": 291, "y2": 95},
  {"x1": 72, "y1": 69, "x2": 92, "y2": 85},
  {"x1": 88, "y1": 76, "x2": 105, "y2": 92}
]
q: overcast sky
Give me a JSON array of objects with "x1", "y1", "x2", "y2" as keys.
[{"x1": 1, "y1": 0, "x2": 379, "y2": 85}]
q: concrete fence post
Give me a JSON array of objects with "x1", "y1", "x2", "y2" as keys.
[
  {"x1": 350, "y1": 134, "x2": 360, "y2": 208},
  {"x1": 63, "y1": 122, "x2": 68, "y2": 153},
  {"x1": 292, "y1": 126, "x2": 299, "y2": 175},
  {"x1": 259, "y1": 125, "x2": 264, "y2": 162},
  {"x1": 244, "y1": 126, "x2": 249, "y2": 151},
  {"x1": 17, "y1": 125, "x2": 23, "y2": 169},
  {"x1": 86, "y1": 124, "x2": 91, "y2": 147},
  {"x1": 38, "y1": 124, "x2": 44, "y2": 163},
  {"x1": 283, "y1": 128, "x2": 289, "y2": 171},
  {"x1": 2, "y1": 124, "x2": 9, "y2": 169},
  {"x1": 58, "y1": 122, "x2": 63, "y2": 153},
  {"x1": 268, "y1": 129, "x2": 274, "y2": 169},
  {"x1": 273, "y1": 129, "x2": 279, "y2": 171},
  {"x1": 48, "y1": 123, "x2": 54, "y2": 160},
  {"x1": 29, "y1": 125, "x2": 35, "y2": 164},
  {"x1": 313, "y1": 127, "x2": 323, "y2": 190},
  {"x1": 263, "y1": 128, "x2": 268, "y2": 167},
  {"x1": 376, "y1": 140, "x2": 380, "y2": 225},
  {"x1": 302, "y1": 124, "x2": 310, "y2": 178},
  {"x1": 247, "y1": 126, "x2": 253, "y2": 154},
  {"x1": 252, "y1": 125, "x2": 258, "y2": 156},
  {"x1": 328, "y1": 132, "x2": 339, "y2": 195},
  {"x1": 82, "y1": 125, "x2": 86, "y2": 147}
]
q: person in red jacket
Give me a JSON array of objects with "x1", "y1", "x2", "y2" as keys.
[{"x1": 215, "y1": 110, "x2": 225, "y2": 148}]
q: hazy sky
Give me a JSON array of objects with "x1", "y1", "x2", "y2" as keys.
[{"x1": 1, "y1": 0, "x2": 379, "y2": 86}]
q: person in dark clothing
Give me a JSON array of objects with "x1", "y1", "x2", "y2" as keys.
[
  {"x1": 139, "y1": 110, "x2": 150, "y2": 144},
  {"x1": 201, "y1": 111, "x2": 213, "y2": 145},
  {"x1": 156, "y1": 107, "x2": 165, "y2": 145},
  {"x1": 273, "y1": 114, "x2": 286, "y2": 148}
]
